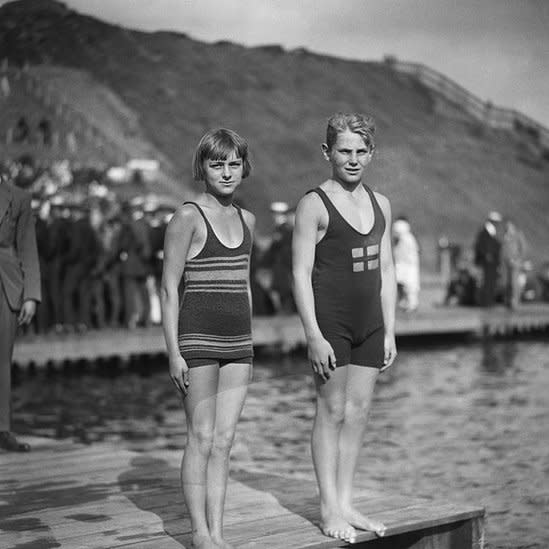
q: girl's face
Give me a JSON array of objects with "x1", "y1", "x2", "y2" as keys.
[
  {"x1": 203, "y1": 150, "x2": 244, "y2": 197},
  {"x1": 322, "y1": 129, "x2": 373, "y2": 186}
]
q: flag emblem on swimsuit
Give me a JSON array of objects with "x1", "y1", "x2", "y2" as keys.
[{"x1": 352, "y1": 244, "x2": 379, "y2": 271}]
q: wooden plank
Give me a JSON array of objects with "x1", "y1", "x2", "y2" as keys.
[
  {"x1": 1, "y1": 445, "x2": 485, "y2": 549},
  {"x1": 2, "y1": 499, "x2": 482, "y2": 549}
]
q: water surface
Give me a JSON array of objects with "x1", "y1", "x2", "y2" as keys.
[{"x1": 12, "y1": 339, "x2": 549, "y2": 548}]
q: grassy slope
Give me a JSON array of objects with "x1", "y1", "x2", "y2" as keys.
[{"x1": 1, "y1": 0, "x2": 548, "y2": 268}]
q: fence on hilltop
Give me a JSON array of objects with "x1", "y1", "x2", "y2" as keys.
[{"x1": 390, "y1": 59, "x2": 549, "y2": 150}]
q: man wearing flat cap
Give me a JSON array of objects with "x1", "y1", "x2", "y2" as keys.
[{"x1": 0, "y1": 174, "x2": 41, "y2": 451}]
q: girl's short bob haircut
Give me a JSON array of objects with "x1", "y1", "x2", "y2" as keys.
[
  {"x1": 325, "y1": 112, "x2": 376, "y2": 152},
  {"x1": 192, "y1": 128, "x2": 252, "y2": 181}
]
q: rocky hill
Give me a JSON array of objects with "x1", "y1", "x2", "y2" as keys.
[{"x1": 1, "y1": 0, "x2": 548, "y2": 267}]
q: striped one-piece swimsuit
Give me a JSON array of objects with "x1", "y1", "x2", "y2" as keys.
[{"x1": 177, "y1": 202, "x2": 253, "y2": 366}]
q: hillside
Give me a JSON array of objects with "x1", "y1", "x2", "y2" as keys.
[{"x1": 1, "y1": 0, "x2": 548, "y2": 268}]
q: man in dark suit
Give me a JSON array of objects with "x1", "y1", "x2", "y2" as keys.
[
  {"x1": 0, "y1": 174, "x2": 41, "y2": 452},
  {"x1": 474, "y1": 211, "x2": 503, "y2": 307}
]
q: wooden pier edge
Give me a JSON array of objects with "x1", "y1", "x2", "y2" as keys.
[
  {"x1": 339, "y1": 511, "x2": 486, "y2": 549},
  {"x1": 241, "y1": 499, "x2": 486, "y2": 549},
  {"x1": 12, "y1": 304, "x2": 549, "y2": 368}
]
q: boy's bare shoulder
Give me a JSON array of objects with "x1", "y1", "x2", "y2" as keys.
[
  {"x1": 297, "y1": 189, "x2": 323, "y2": 212},
  {"x1": 373, "y1": 190, "x2": 391, "y2": 208},
  {"x1": 373, "y1": 191, "x2": 392, "y2": 222}
]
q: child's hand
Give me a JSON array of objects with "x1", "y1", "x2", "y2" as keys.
[
  {"x1": 169, "y1": 355, "x2": 190, "y2": 396},
  {"x1": 308, "y1": 336, "x2": 336, "y2": 382},
  {"x1": 381, "y1": 332, "x2": 397, "y2": 372}
]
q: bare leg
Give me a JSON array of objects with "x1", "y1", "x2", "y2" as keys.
[
  {"x1": 182, "y1": 364, "x2": 219, "y2": 549},
  {"x1": 208, "y1": 362, "x2": 252, "y2": 549},
  {"x1": 312, "y1": 367, "x2": 356, "y2": 544},
  {"x1": 339, "y1": 365, "x2": 386, "y2": 537}
]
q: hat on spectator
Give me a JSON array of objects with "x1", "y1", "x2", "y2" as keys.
[
  {"x1": 488, "y1": 211, "x2": 503, "y2": 222},
  {"x1": 130, "y1": 195, "x2": 146, "y2": 208},
  {"x1": 270, "y1": 201, "x2": 290, "y2": 214},
  {"x1": 393, "y1": 219, "x2": 411, "y2": 235},
  {"x1": 50, "y1": 195, "x2": 65, "y2": 207}
]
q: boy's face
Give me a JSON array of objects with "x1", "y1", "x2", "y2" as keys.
[
  {"x1": 322, "y1": 130, "x2": 373, "y2": 185},
  {"x1": 203, "y1": 150, "x2": 244, "y2": 197}
]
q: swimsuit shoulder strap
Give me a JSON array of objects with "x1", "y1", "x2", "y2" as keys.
[
  {"x1": 362, "y1": 185, "x2": 386, "y2": 234},
  {"x1": 233, "y1": 203, "x2": 251, "y2": 246},
  {"x1": 183, "y1": 201, "x2": 212, "y2": 234},
  {"x1": 306, "y1": 187, "x2": 336, "y2": 216}
]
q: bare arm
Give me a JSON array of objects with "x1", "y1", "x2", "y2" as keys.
[
  {"x1": 242, "y1": 209, "x2": 256, "y2": 315},
  {"x1": 376, "y1": 193, "x2": 398, "y2": 371},
  {"x1": 160, "y1": 206, "x2": 197, "y2": 394},
  {"x1": 292, "y1": 194, "x2": 336, "y2": 380}
]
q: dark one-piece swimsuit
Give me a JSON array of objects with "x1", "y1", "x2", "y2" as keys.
[{"x1": 308, "y1": 185, "x2": 386, "y2": 368}]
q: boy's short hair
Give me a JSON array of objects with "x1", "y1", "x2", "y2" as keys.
[
  {"x1": 325, "y1": 112, "x2": 376, "y2": 151},
  {"x1": 192, "y1": 128, "x2": 252, "y2": 181}
]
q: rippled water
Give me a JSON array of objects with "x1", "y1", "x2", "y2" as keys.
[{"x1": 12, "y1": 339, "x2": 549, "y2": 548}]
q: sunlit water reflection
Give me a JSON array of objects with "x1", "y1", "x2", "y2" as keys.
[{"x1": 12, "y1": 339, "x2": 549, "y2": 548}]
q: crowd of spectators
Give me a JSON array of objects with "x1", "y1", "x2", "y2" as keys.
[
  {"x1": 4, "y1": 155, "x2": 548, "y2": 335},
  {"x1": 2, "y1": 156, "x2": 173, "y2": 334},
  {"x1": 2, "y1": 158, "x2": 304, "y2": 335}
]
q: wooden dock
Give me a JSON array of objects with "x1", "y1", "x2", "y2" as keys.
[
  {"x1": 0, "y1": 439, "x2": 484, "y2": 548},
  {"x1": 12, "y1": 304, "x2": 549, "y2": 367}
]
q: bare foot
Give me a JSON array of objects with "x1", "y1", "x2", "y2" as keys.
[
  {"x1": 212, "y1": 537, "x2": 234, "y2": 549},
  {"x1": 320, "y1": 514, "x2": 357, "y2": 544},
  {"x1": 342, "y1": 506, "x2": 386, "y2": 537},
  {"x1": 191, "y1": 534, "x2": 218, "y2": 549}
]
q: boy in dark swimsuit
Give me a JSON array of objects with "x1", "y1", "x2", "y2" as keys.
[{"x1": 293, "y1": 113, "x2": 397, "y2": 543}]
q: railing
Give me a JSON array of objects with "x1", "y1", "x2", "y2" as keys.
[{"x1": 390, "y1": 60, "x2": 549, "y2": 148}]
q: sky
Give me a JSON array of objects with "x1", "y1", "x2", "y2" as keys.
[{"x1": 6, "y1": 0, "x2": 549, "y2": 127}]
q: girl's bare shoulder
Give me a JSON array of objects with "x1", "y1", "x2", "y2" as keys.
[
  {"x1": 240, "y1": 207, "x2": 256, "y2": 231},
  {"x1": 167, "y1": 203, "x2": 201, "y2": 233}
]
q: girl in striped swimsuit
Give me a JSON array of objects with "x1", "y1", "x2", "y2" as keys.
[{"x1": 161, "y1": 129, "x2": 255, "y2": 549}]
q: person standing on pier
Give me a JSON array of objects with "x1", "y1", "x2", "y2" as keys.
[
  {"x1": 474, "y1": 211, "x2": 503, "y2": 307},
  {"x1": 0, "y1": 170, "x2": 41, "y2": 452},
  {"x1": 161, "y1": 129, "x2": 255, "y2": 549},
  {"x1": 293, "y1": 112, "x2": 397, "y2": 543}
]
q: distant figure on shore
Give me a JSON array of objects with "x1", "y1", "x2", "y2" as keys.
[
  {"x1": 0, "y1": 171, "x2": 41, "y2": 452},
  {"x1": 13, "y1": 116, "x2": 30, "y2": 143},
  {"x1": 66, "y1": 131, "x2": 77, "y2": 153},
  {"x1": 0, "y1": 75, "x2": 10, "y2": 99},
  {"x1": 119, "y1": 201, "x2": 151, "y2": 329},
  {"x1": 392, "y1": 216, "x2": 420, "y2": 312},
  {"x1": 261, "y1": 201, "x2": 296, "y2": 314},
  {"x1": 474, "y1": 211, "x2": 503, "y2": 307},
  {"x1": 293, "y1": 112, "x2": 396, "y2": 543},
  {"x1": 161, "y1": 128, "x2": 255, "y2": 549},
  {"x1": 444, "y1": 259, "x2": 478, "y2": 306},
  {"x1": 37, "y1": 117, "x2": 52, "y2": 146},
  {"x1": 501, "y1": 218, "x2": 527, "y2": 309}
]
